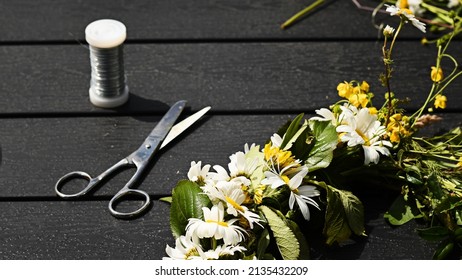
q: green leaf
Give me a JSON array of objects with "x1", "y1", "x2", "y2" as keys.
[
  {"x1": 256, "y1": 228, "x2": 271, "y2": 260},
  {"x1": 384, "y1": 195, "x2": 422, "y2": 226},
  {"x1": 404, "y1": 165, "x2": 423, "y2": 185},
  {"x1": 417, "y1": 226, "x2": 451, "y2": 241},
  {"x1": 305, "y1": 120, "x2": 338, "y2": 172},
  {"x1": 159, "y1": 196, "x2": 172, "y2": 203},
  {"x1": 259, "y1": 206, "x2": 300, "y2": 260},
  {"x1": 286, "y1": 219, "x2": 310, "y2": 260},
  {"x1": 433, "y1": 241, "x2": 454, "y2": 260},
  {"x1": 322, "y1": 183, "x2": 366, "y2": 245},
  {"x1": 170, "y1": 180, "x2": 211, "y2": 238},
  {"x1": 434, "y1": 196, "x2": 462, "y2": 214},
  {"x1": 280, "y1": 113, "x2": 304, "y2": 149}
]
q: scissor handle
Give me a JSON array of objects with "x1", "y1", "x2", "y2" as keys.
[
  {"x1": 108, "y1": 188, "x2": 151, "y2": 219},
  {"x1": 55, "y1": 171, "x2": 97, "y2": 199}
]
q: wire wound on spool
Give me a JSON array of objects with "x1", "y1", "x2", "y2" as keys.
[{"x1": 85, "y1": 19, "x2": 129, "y2": 108}]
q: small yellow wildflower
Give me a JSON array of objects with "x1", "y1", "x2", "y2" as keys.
[
  {"x1": 390, "y1": 128, "x2": 401, "y2": 143},
  {"x1": 348, "y1": 92, "x2": 368, "y2": 108},
  {"x1": 434, "y1": 94, "x2": 447, "y2": 109},
  {"x1": 337, "y1": 81, "x2": 353, "y2": 98},
  {"x1": 368, "y1": 107, "x2": 378, "y2": 115},
  {"x1": 386, "y1": 113, "x2": 412, "y2": 143},
  {"x1": 457, "y1": 157, "x2": 462, "y2": 169},
  {"x1": 431, "y1": 66, "x2": 444, "y2": 82},
  {"x1": 360, "y1": 81, "x2": 370, "y2": 93}
]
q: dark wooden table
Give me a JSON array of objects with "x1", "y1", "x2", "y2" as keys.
[{"x1": 1, "y1": 0, "x2": 461, "y2": 260}]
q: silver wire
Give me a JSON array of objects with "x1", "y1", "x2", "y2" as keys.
[{"x1": 89, "y1": 45, "x2": 127, "y2": 98}]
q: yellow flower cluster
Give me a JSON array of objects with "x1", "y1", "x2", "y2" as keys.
[
  {"x1": 387, "y1": 113, "x2": 412, "y2": 143},
  {"x1": 337, "y1": 81, "x2": 373, "y2": 109}
]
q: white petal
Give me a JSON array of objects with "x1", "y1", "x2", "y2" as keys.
[{"x1": 363, "y1": 145, "x2": 380, "y2": 165}]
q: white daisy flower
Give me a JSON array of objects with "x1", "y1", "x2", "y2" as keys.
[
  {"x1": 187, "y1": 161, "x2": 211, "y2": 185},
  {"x1": 208, "y1": 164, "x2": 231, "y2": 182},
  {"x1": 202, "y1": 180, "x2": 261, "y2": 229},
  {"x1": 261, "y1": 161, "x2": 301, "y2": 189},
  {"x1": 201, "y1": 244, "x2": 247, "y2": 260},
  {"x1": 383, "y1": 25, "x2": 395, "y2": 37},
  {"x1": 244, "y1": 143, "x2": 257, "y2": 153},
  {"x1": 385, "y1": 4, "x2": 426, "y2": 33},
  {"x1": 336, "y1": 107, "x2": 392, "y2": 165},
  {"x1": 228, "y1": 151, "x2": 259, "y2": 178},
  {"x1": 310, "y1": 108, "x2": 338, "y2": 124},
  {"x1": 448, "y1": 0, "x2": 460, "y2": 8},
  {"x1": 186, "y1": 203, "x2": 246, "y2": 245},
  {"x1": 287, "y1": 167, "x2": 320, "y2": 221},
  {"x1": 163, "y1": 235, "x2": 204, "y2": 260},
  {"x1": 270, "y1": 133, "x2": 284, "y2": 148}
]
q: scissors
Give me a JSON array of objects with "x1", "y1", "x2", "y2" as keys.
[{"x1": 55, "y1": 100, "x2": 211, "y2": 219}]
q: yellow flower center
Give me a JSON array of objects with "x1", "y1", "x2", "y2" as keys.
[
  {"x1": 225, "y1": 196, "x2": 245, "y2": 212},
  {"x1": 185, "y1": 247, "x2": 199, "y2": 259},
  {"x1": 399, "y1": 8, "x2": 413, "y2": 15},
  {"x1": 206, "y1": 220, "x2": 229, "y2": 227},
  {"x1": 356, "y1": 129, "x2": 370, "y2": 146},
  {"x1": 263, "y1": 143, "x2": 299, "y2": 170}
]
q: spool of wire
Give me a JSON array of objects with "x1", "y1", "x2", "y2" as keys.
[{"x1": 85, "y1": 19, "x2": 129, "y2": 108}]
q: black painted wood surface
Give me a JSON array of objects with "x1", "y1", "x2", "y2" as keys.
[{"x1": 0, "y1": 0, "x2": 460, "y2": 259}]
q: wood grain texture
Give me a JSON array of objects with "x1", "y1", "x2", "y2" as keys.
[
  {"x1": 0, "y1": 114, "x2": 296, "y2": 197},
  {"x1": 0, "y1": 200, "x2": 173, "y2": 259},
  {"x1": 0, "y1": 0, "x2": 425, "y2": 42},
  {"x1": 0, "y1": 198, "x2": 436, "y2": 260},
  {"x1": 0, "y1": 42, "x2": 461, "y2": 115},
  {"x1": 0, "y1": 114, "x2": 460, "y2": 198}
]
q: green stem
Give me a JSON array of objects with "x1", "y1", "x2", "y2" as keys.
[
  {"x1": 281, "y1": 0, "x2": 325, "y2": 29},
  {"x1": 410, "y1": 45, "x2": 443, "y2": 126},
  {"x1": 211, "y1": 237, "x2": 217, "y2": 250},
  {"x1": 383, "y1": 20, "x2": 404, "y2": 127}
]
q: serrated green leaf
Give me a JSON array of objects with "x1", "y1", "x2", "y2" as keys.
[
  {"x1": 384, "y1": 195, "x2": 423, "y2": 226},
  {"x1": 259, "y1": 206, "x2": 300, "y2": 260},
  {"x1": 323, "y1": 183, "x2": 365, "y2": 245},
  {"x1": 285, "y1": 219, "x2": 310, "y2": 259},
  {"x1": 170, "y1": 180, "x2": 211, "y2": 238},
  {"x1": 417, "y1": 226, "x2": 451, "y2": 241},
  {"x1": 305, "y1": 120, "x2": 338, "y2": 172}
]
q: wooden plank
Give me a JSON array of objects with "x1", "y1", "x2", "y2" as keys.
[
  {"x1": 0, "y1": 42, "x2": 461, "y2": 115},
  {"x1": 0, "y1": 0, "x2": 424, "y2": 42},
  {"x1": 0, "y1": 113, "x2": 461, "y2": 198},
  {"x1": 0, "y1": 114, "x2": 296, "y2": 197},
  {"x1": 0, "y1": 200, "x2": 173, "y2": 259},
  {"x1": 0, "y1": 198, "x2": 436, "y2": 259}
]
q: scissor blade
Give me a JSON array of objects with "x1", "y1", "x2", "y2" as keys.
[
  {"x1": 146, "y1": 100, "x2": 187, "y2": 149},
  {"x1": 160, "y1": 106, "x2": 211, "y2": 149}
]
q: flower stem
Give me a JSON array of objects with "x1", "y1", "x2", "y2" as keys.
[{"x1": 281, "y1": 0, "x2": 325, "y2": 29}]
